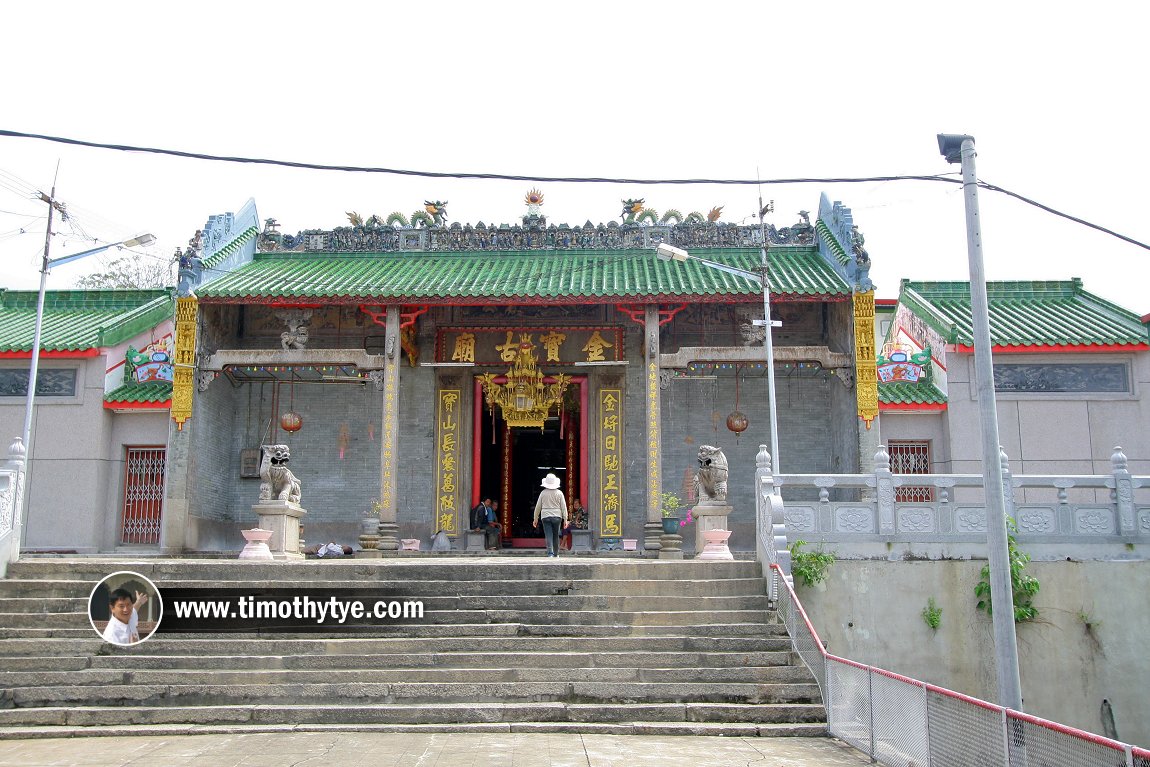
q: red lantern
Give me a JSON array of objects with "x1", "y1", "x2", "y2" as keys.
[
  {"x1": 280, "y1": 412, "x2": 303, "y2": 432},
  {"x1": 726, "y1": 411, "x2": 748, "y2": 433}
]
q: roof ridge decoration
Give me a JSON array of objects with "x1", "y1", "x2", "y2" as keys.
[
  {"x1": 255, "y1": 196, "x2": 821, "y2": 255},
  {"x1": 816, "y1": 193, "x2": 873, "y2": 292}
]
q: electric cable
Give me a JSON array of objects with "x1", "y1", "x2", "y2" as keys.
[{"x1": 2, "y1": 128, "x2": 1147, "y2": 252}]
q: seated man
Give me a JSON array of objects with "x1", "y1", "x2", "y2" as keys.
[
  {"x1": 485, "y1": 500, "x2": 502, "y2": 550},
  {"x1": 470, "y1": 497, "x2": 492, "y2": 532}
]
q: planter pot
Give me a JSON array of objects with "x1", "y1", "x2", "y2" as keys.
[
  {"x1": 239, "y1": 528, "x2": 274, "y2": 560},
  {"x1": 661, "y1": 517, "x2": 682, "y2": 535},
  {"x1": 697, "y1": 528, "x2": 734, "y2": 561}
]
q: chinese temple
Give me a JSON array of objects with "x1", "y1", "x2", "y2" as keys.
[{"x1": 162, "y1": 192, "x2": 877, "y2": 553}]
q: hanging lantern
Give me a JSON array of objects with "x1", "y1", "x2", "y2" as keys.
[
  {"x1": 280, "y1": 411, "x2": 303, "y2": 432},
  {"x1": 726, "y1": 365, "x2": 748, "y2": 435}
]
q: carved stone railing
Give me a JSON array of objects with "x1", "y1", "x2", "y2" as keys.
[
  {"x1": 0, "y1": 437, "x2": 27, "y2": 578},
  {"x1": 756, "y1": 445, "x2": 1150, "y2": 562}
]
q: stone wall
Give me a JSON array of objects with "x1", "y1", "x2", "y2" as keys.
[{"x1": 797, "y1": 559, "x2": 1150, "y2": 747}]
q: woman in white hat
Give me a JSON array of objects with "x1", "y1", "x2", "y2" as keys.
[{"x1": 532, "y1": 473, "x2": 569, "y2": 558}]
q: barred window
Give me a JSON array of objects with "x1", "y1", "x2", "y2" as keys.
[
  {"x1": 889, "y1": 440, "x2": 934, "y2": 503},
  {"x1": 0, "y1": 368, "x2": 77, "y2": 397}
]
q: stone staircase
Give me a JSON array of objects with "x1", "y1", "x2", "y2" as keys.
[{"x1": 0, "y1": 558, "x2": 826, "y2": 738}]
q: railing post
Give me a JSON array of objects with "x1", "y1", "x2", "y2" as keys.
[
  {"x1": 1112, "y1": 446, "x2": 1136, "y2": 536},
  {"x1": 875, "y1": 445, "x2": 895, "y2": 534},
  {"x1": 999, "y1": 448, "x2": 1016, "y2": 524},
  {"x1": 755, "y1": 445, "x2": 778, "y2": 600},
  {"x1": 868, "y1": 667, "x2": 877, "y2": 761},
  {"x1": 0, "y1": 437, "x2": 28, "y2": 579}
]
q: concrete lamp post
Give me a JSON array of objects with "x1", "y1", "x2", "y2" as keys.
[
  {"x1": 937, "y1": 132, "x2": 1023, "y2": 712},
  {"x1": 18, "y1": 232, "x2": 156, "y2": 546},
  {"x1": 654, "y1": 241, "x2": 782, "y2": 482}
]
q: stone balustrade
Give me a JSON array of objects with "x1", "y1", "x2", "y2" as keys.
[{"x1": 755, "y1": 445, "x2": 1150, "y2": 569}]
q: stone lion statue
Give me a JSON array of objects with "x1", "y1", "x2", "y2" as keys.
[
  {"x1": 694, "y1": 445, "x2": 729, "y2": 503},
  {"x1": 259, "y1": 444, "x2": 302, "y2": 504}
]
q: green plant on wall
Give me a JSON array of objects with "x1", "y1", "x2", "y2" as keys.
[
  {"x1": 789, "y1": 540, "x2": 836, "y2": 587},
  {"x1": 922, "y1": 597, "x2": 942, "y2": 630},
  {"x1": 975, "y1": 518, "x2": 1040, "y2": 622}
]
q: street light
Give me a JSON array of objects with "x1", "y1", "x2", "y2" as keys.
[
  {"x1": 19, "y1": 232, "x2": 156, "y2": 543},
  {"x1": 655, "y1": 240, "x2": 782, "y2": 482},
  {"x1": 938, "y1": 132, "x2": 1023, "y2": 711}
]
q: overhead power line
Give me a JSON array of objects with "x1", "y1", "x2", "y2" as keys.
[{"x1": 0, "y1": 128, "x2": 1146, "y2": 252}]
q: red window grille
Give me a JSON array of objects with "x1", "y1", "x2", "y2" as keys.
[
  {"x1": 889, "y1": 441, "x2": 934, "y2": 503},
  {"x1": 121, "y1": 447, "x2": 166, "y2": 545}
]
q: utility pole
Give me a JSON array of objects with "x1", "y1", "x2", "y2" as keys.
[
  {"x1": 21, "y1": 179, "x2": 66, "y2": 480},
  {"x1": 938, "y1": 133, "x2": 1023, "y2": 711}
]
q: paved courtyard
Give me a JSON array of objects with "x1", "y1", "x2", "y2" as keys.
[{"x1": 0, "y1": 732, "x2": 870, "y2": 767}]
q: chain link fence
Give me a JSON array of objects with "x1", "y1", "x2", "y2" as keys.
[{"x1": 772, "y1": 564, "x2": 1149, "y2": 767}]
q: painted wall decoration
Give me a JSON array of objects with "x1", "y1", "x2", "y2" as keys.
[
  {"x1": 438, "y1": 327, "x2": 624, "y2": 365},
  {"x1": 125, "y1": 339, "x2": 174, "y2": 384},
  {"x1": 171, "y1": 297, "x2": 198, "y2": 430},
  {"x1": 877, "y1": 344, "x2": 930, "y2": 383},
  {"x1": 853, "y1": 291, "x2": 878, "y2": 427},
  {"x1": 435, "y1": 389, "x2": 462, "y2": 536},
  {"x1": 599, "y1": 389, "x2": 623, "y2": 538}
]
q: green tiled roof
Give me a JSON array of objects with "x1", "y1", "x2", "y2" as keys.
[
  {"x1": 0, "y1": 290, "x2": 174, "y2": 353},
  {"x1": 900, "y1": 280, "x2": 1149, "y2": 348},
  {"x1": 104, "y1": 381, "x2": 172, "y2": 404},
  {"x1": 879, "y1": 381, "x2": 947, "y2": 406},
  {"x1": 203, "y1": 225, "x2": 260, "y2": 269},
  {"x1": 198, "y1": 247, "x2": 850, "y2": 303}
]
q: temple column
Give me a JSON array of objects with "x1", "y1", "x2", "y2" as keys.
[
  {"x1": 377, "y1": 305, "x2": 401, "y2": 551},
  {"x1": 643, "y1": 305, "x2": 663, "y2": 553}
]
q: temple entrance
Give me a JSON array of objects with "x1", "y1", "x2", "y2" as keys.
[{"x1": 474, "y1": 377, "x2": 584, "y2": 548}]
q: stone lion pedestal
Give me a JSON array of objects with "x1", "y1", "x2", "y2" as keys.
[
  {"x1": 252, "y1": 501, "x2": 306, "y2": 560},
  {"x1": 691, "y1": 502, "x2": 732, "y2": 556}
]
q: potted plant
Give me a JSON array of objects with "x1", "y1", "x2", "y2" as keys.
[{"x1": 661, "y1": 492, "x2": 689, "y2": 535}]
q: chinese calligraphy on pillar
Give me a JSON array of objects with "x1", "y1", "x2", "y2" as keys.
[
  {"x1": 381, "y1": 378, "x2": 398, "y2": 511},
  {"x1": 171, "y1": 296, "x2": 198, "y2": 430},
  {"x1": 646, "y1": 361, "x2": 661, "y2": 520},
  {"x1": 435, "y1": 389, "x2": 462, "y2": 535},
  {"x1": 854, "y1": 290, "x2": 878, "y2": 428},
  {"x1": 599, "y1": 389, "x2": 623, "y2": 537}
]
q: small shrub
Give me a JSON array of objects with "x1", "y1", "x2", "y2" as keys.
[
  {"x1": 789, "y1": 540, "x2": 836, "y2": 587},
  {"x1": 975, "y1": 518, "x2": 1040, "y2": 622},
  {"x1": 922, "y1": 597, "x2": 942, "y2": 630}
]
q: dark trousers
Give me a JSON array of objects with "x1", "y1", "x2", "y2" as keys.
[
  {"x1": 541, "y1": 516, "x2": 563, "y2": 556},
  {"x1": 484, "y1": 525, "x2": 500, "y2": 549}
]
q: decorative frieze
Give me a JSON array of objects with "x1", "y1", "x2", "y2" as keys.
[{"x1": 257, "y1": 220, "x2": 815, "y2": 255}]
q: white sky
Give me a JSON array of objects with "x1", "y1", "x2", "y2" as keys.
[{"x1": 2, "y1": 2, "x2": 1147, "y2": 314}]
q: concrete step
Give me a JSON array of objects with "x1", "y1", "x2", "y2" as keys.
[
  {"x1": 0, "y1": 609, "x2": 775, "y2": 630},
  {"x1": 0, "y1": 701, "x2": 827, "y2": 729},
  {"x1": 0, "y1": 593, "x2": 771, "y2": 613},
  {"x1": 0, "y1": 621, "x2": 785, "y2": 641},
  {"x1": 0, "y1": 634, "x2": 790, "y2": 656},
  {"x1": 0, "y1": 557, "x2": 820, "y2": 739},
  {"x1": 3, "y1": 560, "x2": 765, "y2": 586},
  {"x1": 70, "y1": 649, "x2": 797, "y2": 671},
  {"x1": 0, "y1": 665, "x2": 815, "y2": 687},
  {"x1": 0, "y1": 577, "x2": 768, "y2": 599},
  {"x1": 0, "y1": 721, "x2": 829, "y2": 739},
  {"x1": 2, "y1": 676, "x2": 822, "y2": 706}
]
